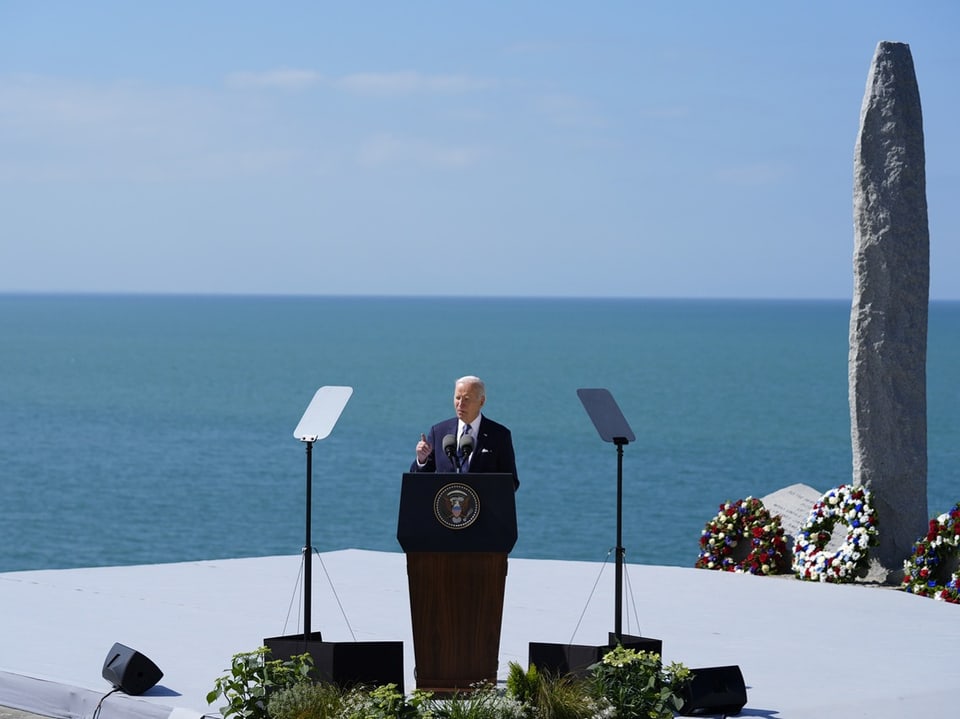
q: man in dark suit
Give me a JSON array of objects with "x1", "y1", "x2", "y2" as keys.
[{"x1": 411, "y1": 375, "x2": 519, "y2": 489}]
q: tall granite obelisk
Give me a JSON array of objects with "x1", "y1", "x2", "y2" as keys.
[{"x1": 850, "y1": 41, "x2": 929, "y2": 582}]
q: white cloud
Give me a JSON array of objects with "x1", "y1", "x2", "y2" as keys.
[
  {"x1": 0, "y1": 69, "x2": 496, "y2": 185},
  {"x1": 335, "y1": 71, "x2": 495, "y2": 97},
  {"x1": 222, "y1": 68, "x2": 495, "y2": 97},
  {"x1": 225, "y1": 69, "x2": 324, "y2": 90},
  {"x1": 0, "y1": 74, "x2": 146, "y2": 134},
  {"x1": 0, "y1": 74, "x2": 295, "y2": 183},
  {"x1": 356, "y1": 132, "x2": 483, "y2": 169},
  {"x1": 532, "y1": 92, "x2": 607, "y2": 129}
]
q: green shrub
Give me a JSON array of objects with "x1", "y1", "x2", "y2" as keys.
[
  {"x1": 209, "y1": 645, "x2": 692, "y2": 719},
  {"x1": 506, "y1": 662, "x2": 600, "y2": 719},
  {"x1": 425, "y1": 684, "x2": 525, "y2": 719},
  {"x1": 341, "y1": 684, "x2": 432, "y2": 719},
  {"x1": 589, "y1": 645, "x2": 690, "y2": 719},
  {"x1": 505, "y1": 662, "x2": 538, "y2": 709},
  {"x1": 206, "y1": 647, "x2": 314, "y2": 719},
  {"x1": 267, "y1": 681, "x2": 348, "y2": 719}
]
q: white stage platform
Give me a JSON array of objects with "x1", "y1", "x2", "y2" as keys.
[{"x1": 1, "y1": 549, "x2": 957, "y2": 719}]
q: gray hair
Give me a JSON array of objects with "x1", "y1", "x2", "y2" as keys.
[{"x1": 455, "y1": 375, "x2": 485, "y2": 398}]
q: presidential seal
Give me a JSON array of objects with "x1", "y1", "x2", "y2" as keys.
[{"x1": 434, "y1": 482, "x2": 480, "y2": 530}]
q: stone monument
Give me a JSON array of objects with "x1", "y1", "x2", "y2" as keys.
[
  {"x1": 850, "y1": 41, "x2": 929, "y2": 582},
  {"x1": 761, "y1": 483, "x2": 823, "y2": 555}
]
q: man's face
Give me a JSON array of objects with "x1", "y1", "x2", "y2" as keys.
[{"x1": 453, "y1": 381, "x2": 485, "y2": 424}]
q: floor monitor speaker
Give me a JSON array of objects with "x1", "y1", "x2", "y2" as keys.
[
  {"x1": 101, "y1": 642, "x2": 163, "y2": 695},
  {"x1": 680, "y1": 665, "x2": 747, "y2": 716}
]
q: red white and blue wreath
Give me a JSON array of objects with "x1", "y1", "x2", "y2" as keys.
[
  {"x1": 696, "y1": 496, "x2": 789, "y2": 575},
  {"x1": 792, "y1": 484, "x2": 878, "y2": 583},
  {"x1": 902, "y1": 503, "x2": 960, "y2": 603}
]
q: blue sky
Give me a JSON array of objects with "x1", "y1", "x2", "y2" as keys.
[{"x1": 2, "y1": 1, "x2": 958, "y2": 299}]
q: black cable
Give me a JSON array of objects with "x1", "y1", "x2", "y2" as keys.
[
  {"x1": 92, "y1": 687, "x2": 121, "y2": 719},
  {"x1": 567, "y1": 547, "x2": 614, "y2": 645},
  {"x1": 314, "y1": 547, "x2": 356, "y2": 641}
]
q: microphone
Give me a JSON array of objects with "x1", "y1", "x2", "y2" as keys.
[
  {"x1": 458, "y1": 433, "x2": 475, "y2": 463},
  {"x1": 442, "y1": 434, "x2": 461, "y2": 471}
]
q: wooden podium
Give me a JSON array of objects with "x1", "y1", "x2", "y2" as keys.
[{"x1": 397, "y1": 473, "x2": 517, "y2": 694}]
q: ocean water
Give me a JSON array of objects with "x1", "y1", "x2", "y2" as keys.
[{"x1": 1, "y1": 294, "x2": 958, "y2": 574}]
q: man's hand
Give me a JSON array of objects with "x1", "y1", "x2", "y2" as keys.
[{"x1": 416, "y1": 432, "x2": 432, "y2": 464}]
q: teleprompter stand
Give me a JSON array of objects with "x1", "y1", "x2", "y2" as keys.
[
  {"x1": 398, "y1": 472, "x2": 517, "y2": 694},
  {"x1": 528, "y1": 388, "x2": 661, "y2": 677},
  {"x1": 265, "y1": 386, "x2": 404, "y2": 690}
]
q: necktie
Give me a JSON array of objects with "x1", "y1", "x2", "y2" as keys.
[{"x1": 460, "y1": 424, "x2": 471, "y2": 471}]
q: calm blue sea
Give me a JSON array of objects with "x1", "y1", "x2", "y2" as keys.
[{"x1": 1, "y1": 294, "x2": 958, "y2": 574}]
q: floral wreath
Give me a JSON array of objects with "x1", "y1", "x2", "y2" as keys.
[
  {"x1": 792, "y1": 484, "x2": 878, "y2": 582},
  {"x1": 695, "y1": 496, "x2": 789, "y2": 575},
  {"x1": 902, "y1": 503, "x2": 960, "y2": 603}
]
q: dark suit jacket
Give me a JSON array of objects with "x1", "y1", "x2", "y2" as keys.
[{"x1": 410, "y1": 415, "x2": 519, "y2": 489}]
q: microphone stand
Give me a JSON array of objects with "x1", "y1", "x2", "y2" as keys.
[
  {"x1": 446, "y1": 450, "x2": 462, "y2": 473},
  {"x1": 458, "y1": 436, "x2": 474, "y2": 474},
  {"x1": 442, "y1": 434, "x2": 462, "y2": 473}
]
